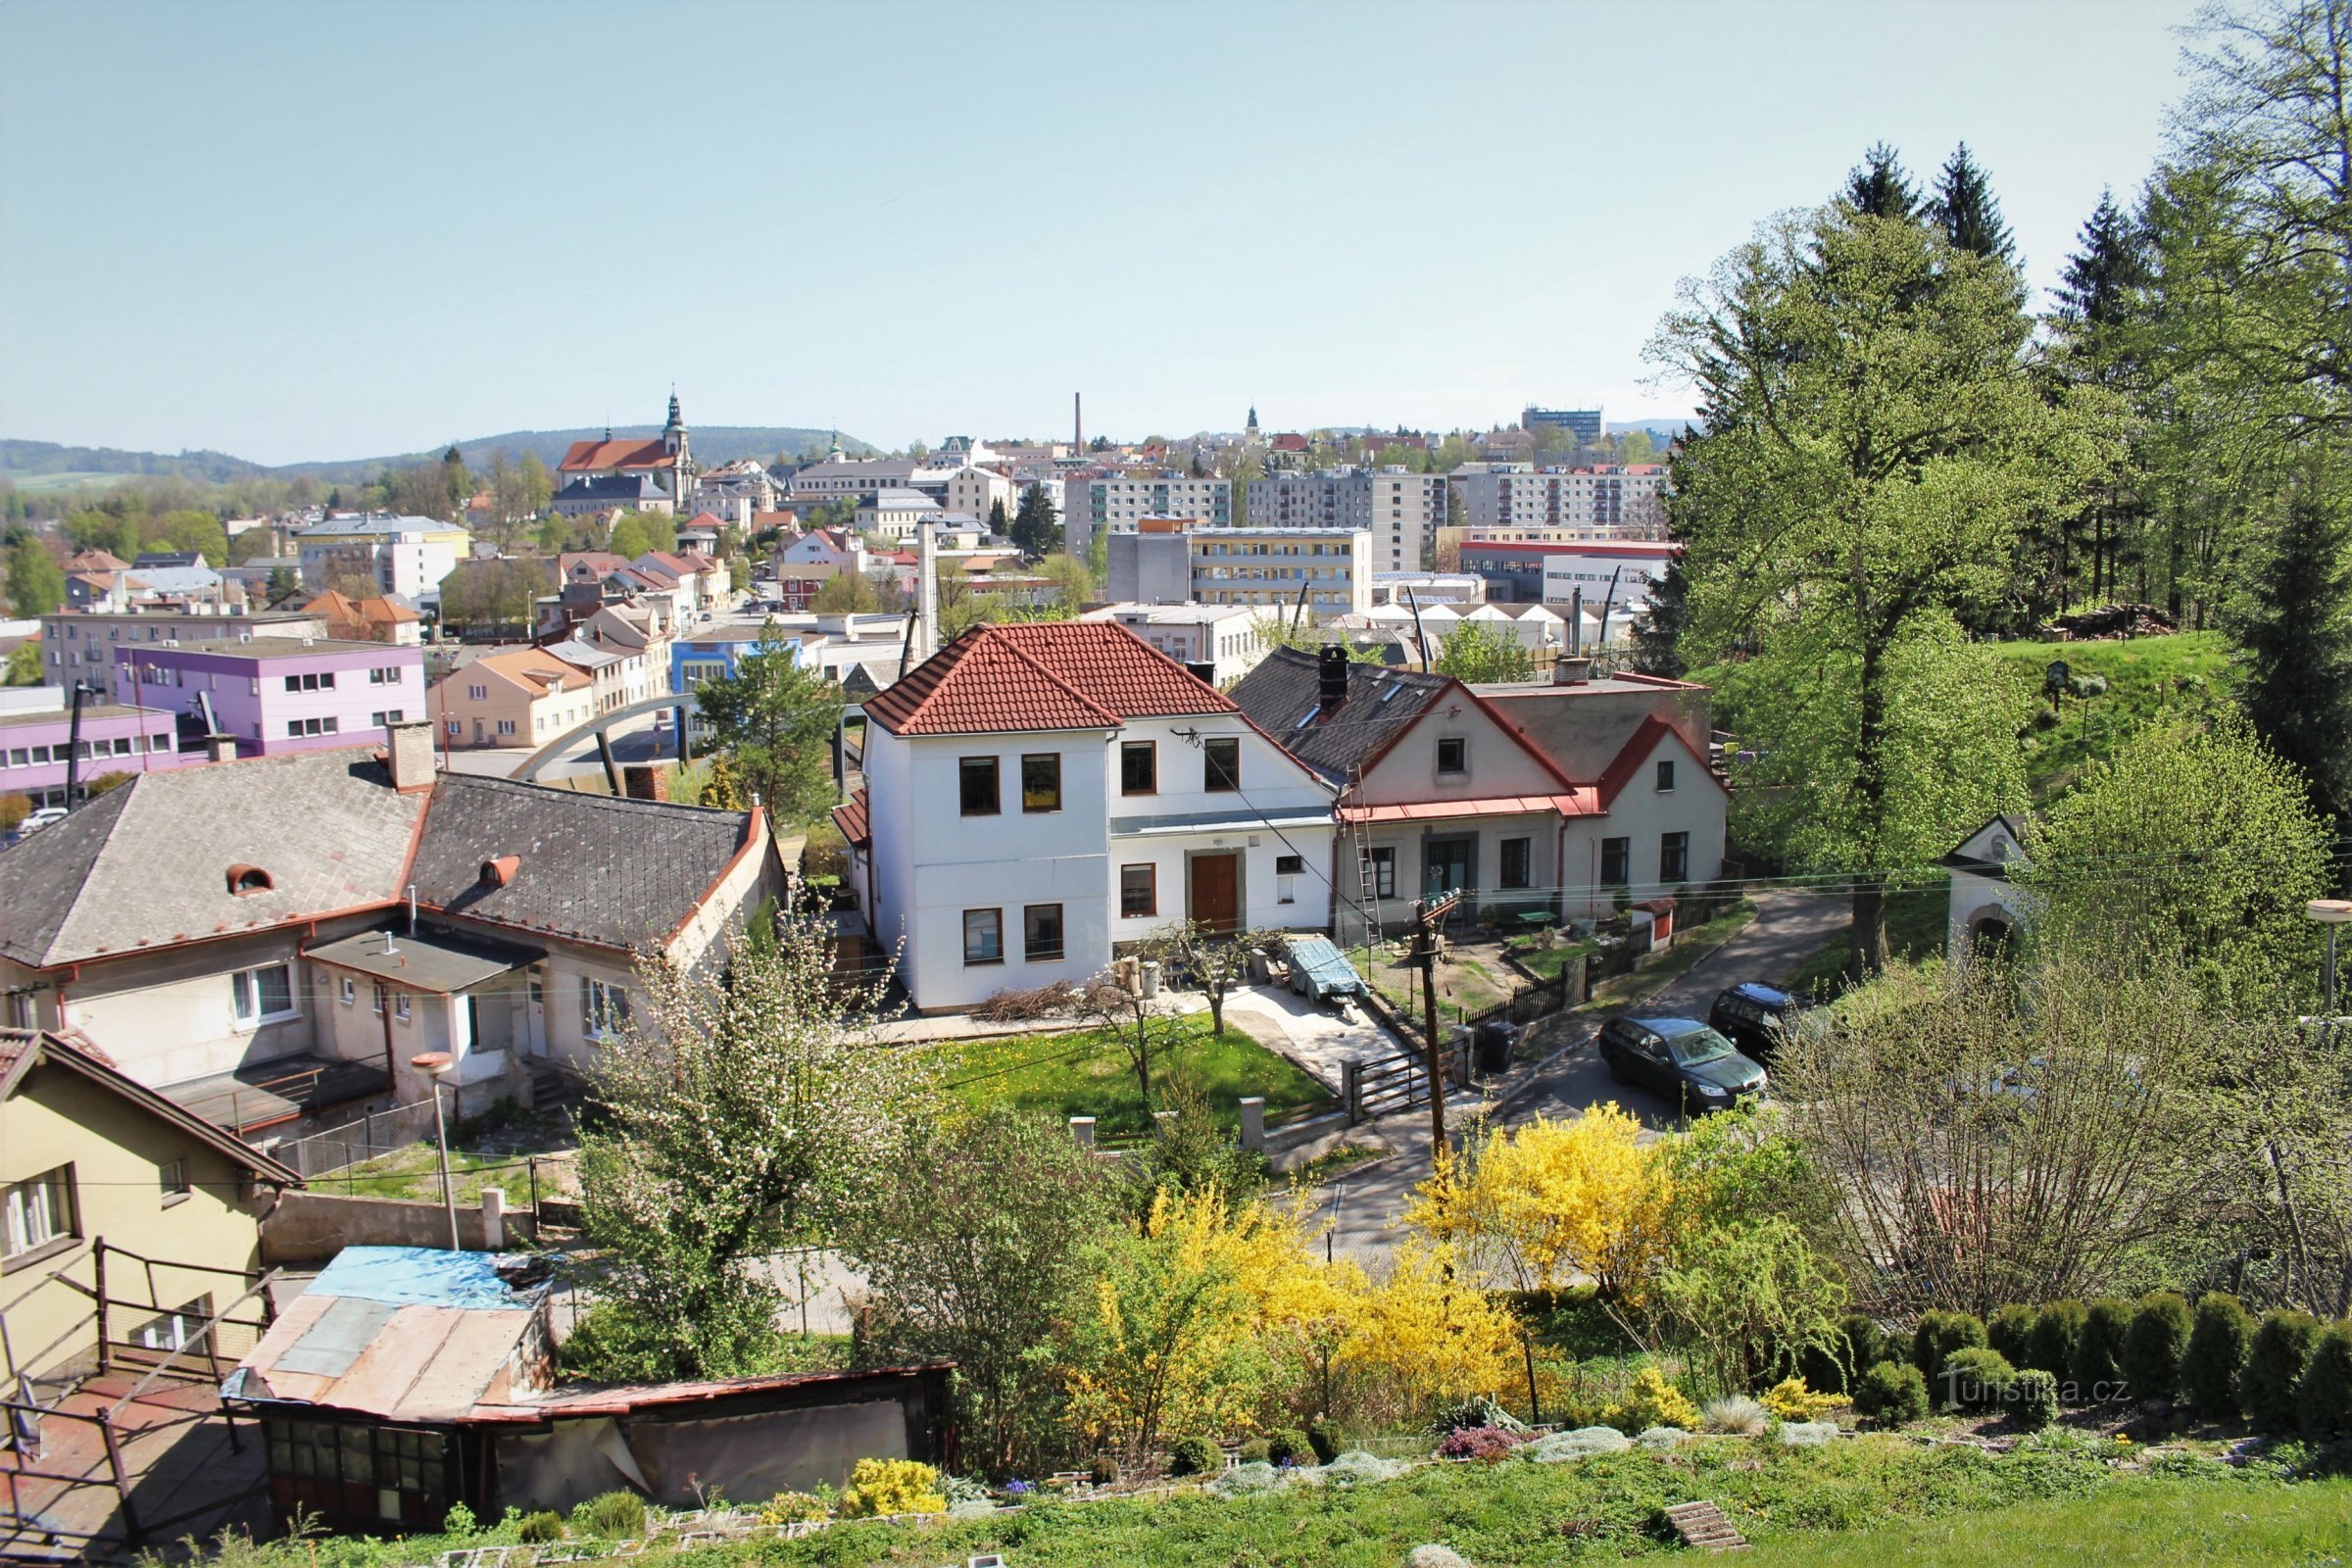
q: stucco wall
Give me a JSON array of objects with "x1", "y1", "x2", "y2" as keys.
[
  {"x1": 259, "y1": 1190, "x2": 503, "y2": 1264},
  {"x1": 2, "y1": 1062, "x2": 274, "y2": 1379},
  {"x1": 1558, "y1": 730, "x2": 1729, "y2": 917}
]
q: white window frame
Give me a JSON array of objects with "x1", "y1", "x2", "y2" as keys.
[
  {"x1": 581, "y1": 976, "x2": 631, "y2": 1038},
  {"x1": 4, "y1": 1165, "x2": 76, "y2": 1261},
  {"x1": 229, "y1": 963, "x2": 298, "y2": 1027}
]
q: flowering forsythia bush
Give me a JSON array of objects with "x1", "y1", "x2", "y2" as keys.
[
  {"x1": 1604, "y1": 1366, "x2": 1702, "y2": 1434},
  {"x1": 838, "y1": 1458, "x2": 947, "y2": 1518}
]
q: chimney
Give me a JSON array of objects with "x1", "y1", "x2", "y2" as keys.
[
  {"x1": 1318, "y1": 643, "x2": 1351, "y2": 715},
  {"x1": 385, "y1": 719, "x2": 437, "y2": 791},
  {"x1": 913, "y1": 515, "x2": 940, "y2": 663},
  {"x1": 621, "y1": 762, "x2": 671, "y2": 802},
  {"x1": 1553, "y1": 657, "x2": 1592, "y2": 686},
  {"x1": 205, "y1": 733, "x2": 239, "y2": 763}
]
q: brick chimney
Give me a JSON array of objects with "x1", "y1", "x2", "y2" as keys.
[
  {"x1": 385, "y1": 719, "x2": 437, "y2": 792},
  {"x1": 621, "y1": 762, "x2": 670, "y2": 802}
]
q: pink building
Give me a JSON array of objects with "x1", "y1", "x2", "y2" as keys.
[
  {"x1": 108, "y1": 637, "x2": 426, "y2": 757},
  {"x1": 0, "y1": 699, "x2": 197, "y2": 809}
]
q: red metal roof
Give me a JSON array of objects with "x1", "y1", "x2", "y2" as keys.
[
  {"x1": 1339, "y1": 793, "x2": 1598, "y2": 824},
  {"x1": 1596, "y1": 713, "x2": 1728, "y2": 806},
  {"x1": 863, "y1": 621, "x2": 1237, "y2": 737},
  {"x1": 559, "y1": 437, "x2": 676, "y2": 473}
]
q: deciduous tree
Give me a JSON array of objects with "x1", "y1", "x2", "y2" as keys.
[
  {"x1": 1433, "y1": 619, "x2": 1535, "y2": 684},
  {"x1": 690, "y1": 625, "x2": 844, "y2": 826}
]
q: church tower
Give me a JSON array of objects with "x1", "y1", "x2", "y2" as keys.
[
  {"x1": 662, "y1": 390, "x2": 691, "y2": 503},
  {"x1": 1247, "y1": 405, "x2": 1260, "y2": 438}
]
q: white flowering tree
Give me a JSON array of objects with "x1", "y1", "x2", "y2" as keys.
[{"x1": 567, "y1": 905, "x2": 932, "y2": 1381}]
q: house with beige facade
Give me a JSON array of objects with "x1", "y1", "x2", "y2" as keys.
[
  {"x1": 2, "y1": 1027, "x2": 299, "y2": 1382},
  {"x1": 0, "y1": 722, "x2": 793, "y2": 1141},
  {"x1": 425, "y1": 645, "x2": 602, "y2": 750}
]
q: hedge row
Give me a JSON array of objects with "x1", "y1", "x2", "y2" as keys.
[{"x1": 1813, "y1": 1294, "x2": 2352, "y2": 1436}]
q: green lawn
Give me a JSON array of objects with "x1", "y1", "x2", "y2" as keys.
[
  {"x1": 930, "y1": 1015, "x2": 1333, "y2": 1140},
  {"x1": 1743, "y1": 1468, "x2": 2352, "y2": 1566},
  {"x1": 1571, "y1": 900, "x2": 1759, "y2": 1017},
  {"x1": 1781, "y1": 882, "x2": 1948, "y2": 1001},
  {"x1": 1989, "y1": 632, "x2": 2232, "y2": 800},
  {"x1": 1508, "y1": 939, "x2": 1597, "y2": 984}
]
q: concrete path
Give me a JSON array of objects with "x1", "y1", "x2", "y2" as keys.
[{"x1": 1221, "y1": 981, "x2": 1394, "y2": 1090}]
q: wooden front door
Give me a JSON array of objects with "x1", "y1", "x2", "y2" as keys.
[{"x1": 1191, "y1": 852, "x2": 1241, "y2": 933}]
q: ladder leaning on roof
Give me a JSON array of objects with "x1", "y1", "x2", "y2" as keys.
[{"x1": 1346, "y1": 763, "x2": 1383, "y2": 951}]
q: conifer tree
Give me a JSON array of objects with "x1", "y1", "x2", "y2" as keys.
[
  {"x1": 2228, "y1": 462, "x2": 2352, "y2": 826},
  {"x1": 1927, "y1": 143, "x2": 2016, "y2": 263},
  {"x1": 1842, "y1": 142, "x2": 1918, "y2": 220}
]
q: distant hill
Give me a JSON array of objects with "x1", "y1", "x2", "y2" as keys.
[
  {"x1": 3, "y1": 425, "x2": 879, "y2": 493},
  {"x1": 0, "y1": 439, "x2": 271, "y2": 486}
]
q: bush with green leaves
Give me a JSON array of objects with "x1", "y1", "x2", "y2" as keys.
[
  {"x1": 2026, "y1": 1299, "x2": 2086, "y2": 1379},
  {"x1": 2008, "y1": 1369, "x2": 2062, "y2": 1429},
  {"x1": 1168, "y1": 1436, "x2": 1222, "y2": 1478},
  {"x1": 1911, "y1": 1310, "x2": 1986, "y2": 1379},
  {"x1": 2180, "y1": 1293, "x2": 2254, "y2": 1421},
  {"x1": 515, "y1": 1512, "x2": 565, "y2": 1544},
  {"x1": 2122, "y1": 1292, "x2": 2193, "y2": 1406},
  {"x1": 1940, "y1": 1348, "x2": 2018, "y2": 1412},
  {"x1": 1306, "y1": 1419, "x2": 1342, "y2": 1465},
  {"x1": 2243, "y1": 1310, "x2": 2324, "y2": 1433},
  {"x1": 1854, "y1": 1359, "x2": 1931, "y2": 1427},
  {"x1": 1237, "y1": 1438, "x2": 1271, "y2": 1464},
  {"x1": 1264, "y1": 1428, "x2": 1314, "y2": 1467},
  {"x1": 2074, "y1": 1298, "x2": 2134, "y2": 1396},
  {"x1": 570, "y1": 1492, "x2": 646, "y2": 1541},
  {"x1": 2297, "y1": 1324, "x2": 2352, "y2": 1441},
  {"x1": 1800, "y1": 1313, "x2": 1884, "y2": 1395},
  {"x1": 1986, "y1": 1304, "x2": 2037, "y2": 1368}
]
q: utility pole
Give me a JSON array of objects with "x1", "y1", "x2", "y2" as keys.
[
  {"x1": 1409, "y1": 892, "x2": 1460, "y2": 1162},
  {"x1": 63, "y1": 680, "x2": 91, "y2": 807}
]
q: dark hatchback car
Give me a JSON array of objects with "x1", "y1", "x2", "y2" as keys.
[
  {"x1": 1596, "y1": 1015, "x2": 1768, "y2": 1113},
  {"x1": 1708, "y1": 981, "x2": 1805, "y2": 1064}
]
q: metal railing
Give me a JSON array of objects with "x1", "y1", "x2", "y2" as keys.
[{"x1": 275, "y1": 1098, "x2": 442, "y2": 1179}]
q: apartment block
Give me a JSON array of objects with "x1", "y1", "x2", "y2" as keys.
[
  {"x1": 1245, "y1": 468, "x2": 1447, "y2": 570},
  {"x1": 1447, "y1": 465, "x2": 1669, "y2": 538},
  {"x1": 107, "y1": 638, "x2": 427, "y2": 756},
  {"x1": 1066, "y1": 474, "x2": 1232, "y2": 560}
]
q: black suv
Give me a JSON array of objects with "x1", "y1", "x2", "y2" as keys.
[
  {"x1": 1708, "y1": 981, "x2": 1805, "y2": 1065},
  {"x1": 1596, "y1": 1015, "x2": 1768, "y2": 1113}
]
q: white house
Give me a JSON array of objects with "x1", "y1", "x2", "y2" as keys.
[
  {"x1": 837, "y1": 621, "x2": 1338, "y2": 1013},
  {"x1": 857, "y1": 489, "x2": 942, "y2": 543},
  {"x1": 1081, "y1": 603, "x2": 1270, "y2": 686},
  {"x1": 1941, "y1": 813, "x2": 2033, "y2": 960}
]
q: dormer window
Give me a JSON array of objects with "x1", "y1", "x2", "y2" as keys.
[{"x1": 226, "y1": 864, "x2": 273, "y2": 896}]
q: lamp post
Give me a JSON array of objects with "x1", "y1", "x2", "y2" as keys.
[
  {"x1": 411, "y1": 1052, "x2": 461, "y2": 1250},
  {"x1": 2308, "y1": 900, "x2": 2352, "y2": 1016}
]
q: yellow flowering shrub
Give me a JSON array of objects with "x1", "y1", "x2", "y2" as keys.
[
  {"x1": 1407, "y1": 1105, "x2": 1678, "y2": 1298},
  {"x1": 1604, "y1": 1366, "x2": 1702, "y2": 1433},
  {"x1": 1337, "y1": 1243, "x2": 1520, "y2": 1407},
  {"x1": 1759, "y1": 1376, "x2": 1844, "y2": 1420},
  {"x1": 756, "y1": 1490, "x2": 828, "y2": 1525},
  {"x1": 838, "y1": 1458, "x2": 945, "y2": 1518}
]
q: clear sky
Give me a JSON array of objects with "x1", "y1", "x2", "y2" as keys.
[{"x1": 0, "y1": 0, "x2": 2204, "y2": 465}]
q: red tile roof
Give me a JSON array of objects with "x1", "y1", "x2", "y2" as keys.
[
  {"x1": 560, "y1": 437, "x2": 677, "y2": 473},
  {"x1": 863, "y1": 621, "x2": 1237, "y2": 737},
  {"x1": 831, "y1": 787, "x2": 870, "y2": 847}
]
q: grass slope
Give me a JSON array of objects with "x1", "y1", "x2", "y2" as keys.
[
  {"x1": 1780, "y1": 883, "x2": 1947, "y2": 1001},
  {"x1": 1990, "y1": 632, "x2": 2232, "y2": 800},
  {"x1": 932, "y1": 1016, "x2": 1332, "y2": 1140},
  {"x1": 448, "y1": 1439, "x2": 2340, "y2": 1568}
]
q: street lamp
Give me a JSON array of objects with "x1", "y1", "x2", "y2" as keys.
[
  {"x1": 2307, "y1": 900, "x2": 2352, "y2": 1016},
  {"x1": 411, "y1": 1052, "x2": 461, "y2": 1250}
]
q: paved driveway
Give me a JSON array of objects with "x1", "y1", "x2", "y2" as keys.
[{"x1": 1302, "y1": 892, "x2": 1849, "y2": 1264}]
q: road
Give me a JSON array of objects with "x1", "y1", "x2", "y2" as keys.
[
  {"x1": 1303, "y1": 891, "x2": 1849, "y2": 1264},
  {"x1": 437, "y1": 710, "x2": 678, "y2": 782}
]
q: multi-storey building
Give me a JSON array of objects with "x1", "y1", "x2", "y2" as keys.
[
  {"x1": 1245, "y1": 468, "x2": 1447, "y2": 570},
  {"x1": 1521, "y1": 406, "x2": 1605, "y2": 443},
  {"x1": 1080, "y1": 604, "x2": 1269, "y2": 686},
  {"x1": 1065, "y1": 473, "x2": 1232, "y2": 560},
  {"x1": 37, "y1": 610, "x2": 328, "y2": 681},
  {"x1": 294, "y1": 514, "x2": 473, "y2": 598},
  {"x1": 1190, "y1": 526, "x2": 1373, "y2": 615},
  {"x1": 1446, "y1": 465, "x2": 1669, "y2": 538},
  {"x1": 107, "y1": 638, "x2": 426, "y2": 756},
  {"x1": 0, "y1": 696, "x2": 198, "y2": 809},
  {"x1": 1454, "y1": 540, "x2": 1679, "y2": 612}
]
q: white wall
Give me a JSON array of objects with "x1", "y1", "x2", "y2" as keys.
[{"x1": 1557, "y1": 729, "x2": 1728, "y2": 917}]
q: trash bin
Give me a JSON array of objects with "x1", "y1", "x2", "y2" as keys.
[
  {"x1": 1139, "y1": 959, "x2": 1162, "y2": 999},
  {"x1": 1475, "y1": 1021, "x2": 1515, "y2": 1074}
]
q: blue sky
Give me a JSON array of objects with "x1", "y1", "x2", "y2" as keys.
[{"x1": 0, "y1": 0, "x2": 2202, "y2": 465}]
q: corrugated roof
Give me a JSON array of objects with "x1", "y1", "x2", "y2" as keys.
[{"x1": 863, "y1": 621, "x2": 1235, "y2": 737}]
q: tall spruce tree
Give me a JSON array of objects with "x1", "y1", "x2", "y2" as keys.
[
  {"x1": 1843, "y1": 142, "x2": 1919, "y2": 220},
  {"x1": 1927, "y1": 143, "x2": 2016, "y2": 263},
  {"x1": 1630, "y1": 554, "x2": 1690, "y2": 678},
  {"x1": 2053, "y1": 189, "x2": 2149, "y2": 348},
  {"x1": 2229, "y1": 461, "x2": 2352, "y2": 830}
]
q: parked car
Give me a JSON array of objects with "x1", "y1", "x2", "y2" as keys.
[
  {"x1": 1595, "y1": 1015, "x2": 1767, "y2": 1113},
  {"x1": 1708, "y1": 981, "x2": 1806, "y2": 1064},
  {"x1": 17, "y1": 806, "x2": 68, "y2": 835}
]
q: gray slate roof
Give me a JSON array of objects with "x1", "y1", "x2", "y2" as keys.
[
  {"x1": 0, "y1": 749, "x2": 426, "y2": 967},
  {"x1": 1227, "y1": 646, "x2": 1449, "y2": 783},
  {"x1": 407, "y1": 774, "x2": 756, "y2": 952}
]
